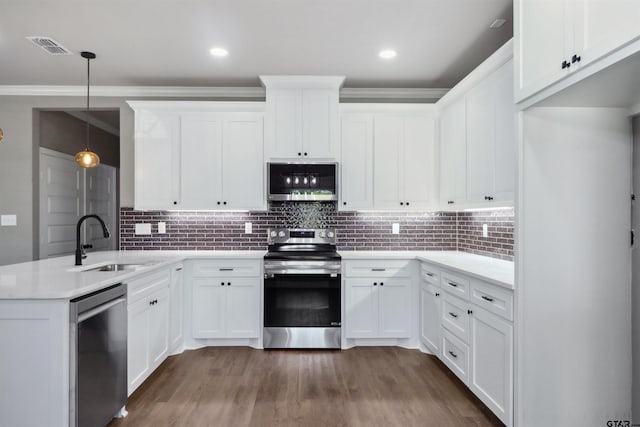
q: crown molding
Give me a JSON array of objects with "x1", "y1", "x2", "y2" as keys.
[{"x1": 0, "y1": 84, "x2": 449, "y2": 101}]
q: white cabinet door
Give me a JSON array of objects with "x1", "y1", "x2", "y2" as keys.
[
  {"x1": 148, "y1": 287, "x2": 170, "y2": 368},
  {"x1": 516, "y1": 0, "x2": 568, "y2": 101},
  {"x1": 192, "y1": 278, "x2": 226, "y2": 338},
  {"x1": 373, "y1": 116, "x2": 403, "y2": 209},
  {"x1": 134, "y1": 110, "x2": 180, "y2": 210},
  {"x1": 470, "y1": 307, "x2": 513, "y2": 426},
  {"x1": 266, "y1": 89, "x2": 302, "y2": 159},
  {"x1": 222, "y1": 114, "x2": 265, "y2": 210},
  {"x1": 345, "y1": 278, "x2": 378, "y2": 338},
  {"x1": 340, "y1": 114, "x2": 373, "y2": 210},
  {"x1": 466, "y1": 75, "x2": 496, "y2": 204},
  {"x1": 302, "y1": 89, "x2": 337, "y2": 158},
  {"x1": 439, "y1": 100, "x2": 467, "y2": 207},
  {"x1": 420, "y1": 282, "x2": 442, "y2": 356},
  {"x1": 576, "y1": 0, "x2": 640, "y2": 69},
  {"x1": 180, "y1": 114, "x2": 223, "y2": 209},
  {"x1": 378, "y1": 279, "x2": 412, "y2": 338},
  {"x1": 127, "y1": 297, "x2": 151, "y2": 394},
  {"x1": 402, "y1": 115, "x2": 437, "y2": 209},
  {"x1": 225, "y1": 278, "x2": 260, "y2": 338},
  {"x1": 169, "y1": 265, "x2": 184, "y2": 351},
  {"x1": 493, "y1": 61, "x2": 517, "y2": 202}
]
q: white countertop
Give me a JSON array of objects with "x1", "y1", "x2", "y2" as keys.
[
  {"x1": 340, "y1": 250, "x2": 514, "y2": 289},
  {"x1": 0, "y1": 249, "x2": 513, "y2": 300}
]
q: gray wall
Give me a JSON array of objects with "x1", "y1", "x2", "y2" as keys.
[
  {"x1": 40, "y1": 111, "x2": 120, "y2": 167},
  {"x1": 634, "y1": 116, "x2": 640, "y2": 423},
  {"x1": 0, "y1": 96, "x2": 134, "y2": 265}
]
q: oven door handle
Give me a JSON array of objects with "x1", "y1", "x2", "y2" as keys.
[{"x1": 264, "y1": 271, "x2": 340, "y2": 278}]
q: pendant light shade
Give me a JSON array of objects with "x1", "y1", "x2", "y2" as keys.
[{"x1": 75, "y1": 51, "x2": 100, "y2": 168}]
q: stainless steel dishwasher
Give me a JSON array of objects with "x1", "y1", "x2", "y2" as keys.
[{"x1": 70, "y1": 283, "x2": 127, "y2": 427}]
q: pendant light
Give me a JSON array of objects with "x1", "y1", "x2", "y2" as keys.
[{"x1": 75, "y1": 51, "x2": 100, "y2": 168}]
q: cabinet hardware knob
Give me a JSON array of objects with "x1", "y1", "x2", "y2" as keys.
[
  {"x1": 223, "y1": 201, "x2": 227, "y2": 205},
  {"x1": 173, "y1": 201, "x2": 177, "y2": 205},
  {"x1": 400, "y1": 202, "x2": 404, "y2": 206},
  {"x1": 380, "y1": 282, "x2": 384, "y2": 286},
  {"x1": 298, "y1": 152, "x2": 302, "y2": 156},
  {"x1": 447, "y1": 201, "x2": 454, "y2": 204},
  {"x1": 343, "y1": 202, "x2": 347, "y2": 205},
  {"x1": 304, "y1": 152, "x2": 308, "y2": 156},
  {"x1": 562, "y1": 60, "x2": 571, "y2": 69},
  {"x1": 467, "y1": 309, "x2": 473, "y2": 315},
  {"x1": 435, "y1": 293, "x2": 440, "y2": 297},
  {"x1": 221, "y1": 282, "x2": 225, "y2": 286},
  {"x1": 448, "y1": 351, "x2": 458, "y2": 358},
  {"x1": 406, "y1": 202, "x2": 410, "y2": 206},
  {"x1": 227, "y1": 282, "x2": 231, "y2": 286},
  {"x1": 449, "y1": 312, "x2": 458, "y2": 318},
  {"x1": 373, "y1": 282, "x2": 377, "y2": 286},
  {"x1": 217, "y1": 201, "x2": 221, "y2": 205},
  {"x1": 572, "y1": 54, "x2": 581, "y2": 63},
  {"x1": 481, "y1": 295, "x2": 494, "y2": 302}
]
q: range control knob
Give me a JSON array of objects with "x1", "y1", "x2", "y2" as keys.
[
  {"x1": 278, "y1": 230, "x2": 286, "y2": 238},
  {"x1": 319, "y1": 231, "x2": 326, "y2": 238},
  {"x1": 270, "y1": 230, "x2": 277, "y2": 238},
  {"x1": 327, "y1": 231, "x2": 334, "y2": 238}
]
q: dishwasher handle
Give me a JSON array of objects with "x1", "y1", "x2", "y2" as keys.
[{"x1": 78, "y1": 297, "x2": 126, "y2": 323}]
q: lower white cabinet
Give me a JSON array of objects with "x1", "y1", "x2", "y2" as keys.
[
  {"x1": 345, "y1": 277, "x2": 412, "y2": 339},
  {"x1": 190, "y1": 260, "x2": 261, "y2": 339},
  {"x1": 169, "y1": 264, "x2": 184, "y2": 351},
  {"x1": 420, "y1": 281, "x2": 441, "y2": 356},
  {"x1": 127, "y1": 270, "x2": 171, "y2": 395},
  {"x1": 470, "y1": 306, "x2": 513, "y2": 425}
]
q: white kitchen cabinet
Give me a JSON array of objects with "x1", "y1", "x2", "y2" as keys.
[
  {"x1": 169, "y1": 264, "x2": 184, "y2": 351},
  {"x1": 133, "y1": 109, "x2": 180, "y2": 210},
  {"x1": 470, "y1": 306, "x2": 513, "y2": 426},
  {"x1": 128, "y1": 102, "x2": 265, "y2": 211},
  {"x1": 439, "y1": 99, "x2": 467, "y2": 207},
  {"x1": 345, "y1": 277, "x2": 412, "y2": 339},
  {"x1": 466, "y1": 60, "x2": 515, "y2": 204},
  {"x1": 261, "y1": 76, "x2": 344, "y2": 160},
  {"x1": 515, "y1": 0, "x2": 640, "y2": 102},
  {"x1": 373, "y1": 114, "x2": 437, "y2": 210},
  {"x1": 339, "y1": 114, "x2": 374, "y2": 210},
  {"x1": 190, "y1": 260, "x2": 261, "y2": 339},
  {"x1": 420, "y1": 281, "x2": 442, "y2": 356}
]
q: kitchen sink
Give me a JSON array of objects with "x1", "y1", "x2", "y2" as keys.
[{"x1": 83, "y1": 263, "x2": 147, "y2": 272}]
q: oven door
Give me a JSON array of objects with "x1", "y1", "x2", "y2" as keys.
[{"x1": 264, "y1": 273, "x2": 341, "y2": 327}]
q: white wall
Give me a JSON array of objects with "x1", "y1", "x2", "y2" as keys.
[
  {"x1": 633, "y1": 116, "x2": 640, "y2": 423},
  {"x1": 517, "y1": 107, "x2": 632, "y2": 426}
]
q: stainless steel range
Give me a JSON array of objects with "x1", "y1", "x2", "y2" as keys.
[{"x1": 263, "y1": 228, "x2": 341, "y2": 349}]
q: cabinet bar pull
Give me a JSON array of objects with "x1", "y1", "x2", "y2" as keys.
[
  {"x1": 481, "y1": 295, "x2": 494, "y2": 302},
  {"x1": 219, "y1": 268, "x2": 234, "y2": 271},
  {"x1": 426, "y1": 272, "x2": 434, "y2": 277},
  {"x1": 448, "y1": 312, "x2": 458, "y2": 318},
  {"x1": 371, "y1": 268, "x2": 386, "y2": 271},
  {"x1": 448, "y1": 350, "x2": 458, "y2": 358},
  {"x1": 447, "y1": 281, "x2": 458, "y2": 288},
  {"x1": 175, "y1": 267, "x2": 183, "y2": 271}
]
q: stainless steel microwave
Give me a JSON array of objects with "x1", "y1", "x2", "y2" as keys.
[{"x1": 267, "y1": 163, "x2": 338, "y2": 201}]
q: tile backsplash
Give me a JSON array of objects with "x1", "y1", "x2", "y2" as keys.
[{"x1": 120, "y1": 203, "x2": 514, "y2": 261}]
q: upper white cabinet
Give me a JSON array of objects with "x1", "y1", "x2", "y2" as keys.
[
  {"x1": 340, "y1": 104, "x2": 437, "y2": 211},
  {"x1": 128, "y1": 102, "x2": 265, "y2": 211},
  {"x1": 437, "y1": 42, "x2": 515, "y2": 209},
  {"x1": 515, "y1": 0, "x2": 640, "y2": 102},
  {"x1": 261, "y1": 76, "x2": 344, "y2": 161}
]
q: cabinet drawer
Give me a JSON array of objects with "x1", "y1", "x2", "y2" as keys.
[
  {"x1": 470, "y1": 279, "x2": 513, "y2": 321},
  {"x1": 441, "y1": 270, "x2": 470, "y2": 300},
  {"x1": 190, "y1": 259, "x2": 261, "y2": 277},
  {"x1": 441, "y1": 293, "x2": 470, "y2": 343},
  {"x1": 420, "y1": 263, "x2": 440, "y2": 286},
  {"x1": 126, "y1": 268, "x2": 171, "y2": 305},
  {"x1": 441, "y1": 329, "x2": 469, "y2": 385},
  {"x1": 344, "y1": 259, "x2": 412, "y2": 277}
]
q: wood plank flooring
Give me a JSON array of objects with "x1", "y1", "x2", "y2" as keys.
[{"x1": 109, "y1": 347, "x2": 502, "y2": 427}]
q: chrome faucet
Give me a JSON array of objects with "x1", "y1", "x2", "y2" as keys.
[{"x1": 75, "y1": 214, "x2": 110, "y2": 266}]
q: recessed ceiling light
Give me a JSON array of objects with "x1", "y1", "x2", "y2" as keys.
[
  {"x1": 379, "y1": 49, "x2": 397, "y2": 59},
  {"x1": 489, "y1": 18, "x2": 507, "y2": 29},
  {"x1": 209, "y1": 47, "x2": 229, "y2": 57}
]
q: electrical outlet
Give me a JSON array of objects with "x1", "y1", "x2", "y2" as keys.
[
  {"x1": 392, "y1": 223, "x2": 400, "y2": 234},
  {"x1": 0, "y1": 215, "x2": 17, "y2": 226},
  {"x1": 482, "y1": 224, "x2": 488, "y2": 238},
  {"x1": 158, "y1": 222, "x2": 166, "y2": 234},
  {"x1": 245, "y1": 222, "x2": 252, "y2": 234}
]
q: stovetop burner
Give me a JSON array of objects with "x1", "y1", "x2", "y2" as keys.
[{"x1": 265, "y1": 228, "x2": 339, "y2": 261}]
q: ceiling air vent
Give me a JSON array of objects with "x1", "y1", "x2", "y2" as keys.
[{"x1": 26, "y1": 37, "x2": 73, "y2": 55}]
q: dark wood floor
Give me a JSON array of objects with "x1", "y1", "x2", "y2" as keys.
[{"x1": 109, "y1": 347, "x2": 502, "y2": 427}]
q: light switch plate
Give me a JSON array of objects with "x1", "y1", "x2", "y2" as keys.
[
  {"x1": 135, "y1": 223, "x2": 152, "y2": 235},
  {"x1": 245, "y1": 222, "x2": 252, "y2": 234},
  {"x1": 1, "y1": 215, "x2": 17, "y2": 226},
  {"x1": 392, "y1": 223, "x2": 400, "y2": 234},
  {"x1": 158, "y1": 222, "x2": 166, "y2": 234},
  {"x1": 482, "y1": 223, "x2": 488, "y2": 238}
]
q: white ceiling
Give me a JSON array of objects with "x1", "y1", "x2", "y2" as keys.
[{"x1": 0, "y1": 0, "x2": 513, "y2": 89}]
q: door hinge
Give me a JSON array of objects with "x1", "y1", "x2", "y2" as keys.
[{"x1": 632, "y1": 194, "x2": 636, "y2": 201}]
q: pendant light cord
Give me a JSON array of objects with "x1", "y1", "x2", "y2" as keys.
[{"x1": 85, "y1": 54, "x2": 90, "y2": 151}]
